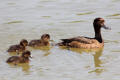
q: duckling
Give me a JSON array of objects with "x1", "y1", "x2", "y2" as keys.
[
  {"x1": 7, "y1": 39, "x2": 28, "y2": 53},
  {"x1": 28, "y1": 34, "x2": 50, "y2": 47},
  {"x1": 6, "y1": 50, "x2": 32, "y2": 64},
  {"x1": 58, "y1": 18, "x2": 111, "y2": 49}
]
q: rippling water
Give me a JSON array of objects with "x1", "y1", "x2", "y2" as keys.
[{"x1": 0, "y1": 0, "x2": 120, "y2": 80}]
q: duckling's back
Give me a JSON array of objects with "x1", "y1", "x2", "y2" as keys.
[
  {"x1": 28, "y1": 39, "x2": 41, "y2": 47},
  {"x1": 7, "y1": 44, "x2": 25, "y2": 52},
  {"x1": 6, "y1": 56, "x2": 20, "y2": 63}
]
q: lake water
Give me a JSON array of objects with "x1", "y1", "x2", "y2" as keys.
[{"x1": 0, "y1": 0, "x2": 120, "y2": 80}]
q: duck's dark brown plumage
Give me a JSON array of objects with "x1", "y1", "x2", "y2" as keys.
[
  {"x1": 7, "y1": 39, "x2": 28, "y2": 52},
  {"x1": 6, "y1": 50, "x2": 32, "y2": 64},
  {"x1": 58, "y1": 18, "x2": 110, "y2": 49},
  {"x1": 28, "y1": 34, "x2": 50, "y2": 47}
]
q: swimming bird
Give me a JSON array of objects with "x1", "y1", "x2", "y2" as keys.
[
  {"x1": 28, "y1": 34, "x2": 50, "y2": 47},
  {"x1": 58, "y1": 18, "x2": 110, "y2": 49},
  {"x1": 6, "y1": 50, "x2": 32, "y2": 64},
  {"x1": 7, "y1": 39, "x2": 28, "y2": 53}
]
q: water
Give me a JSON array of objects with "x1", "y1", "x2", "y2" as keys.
[{"x1": 0, "y1": 0, "x2": 120, "y2": 80}]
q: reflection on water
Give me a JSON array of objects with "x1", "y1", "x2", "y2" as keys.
[
  {"x1": 43, "y1": 51, "x2": 51, "y2": 56},
  {"x1": 106, "y1": 13, "x2": 120, "y2": 19},
  {"x1": 107, "y1": 13, "x2": 120, "y2": 17},
  {"x1": 42, "y1": 16, "x2": 51, "y2": 18},
  {"x1": 5, "y1": 20, "x2": 23, "y2": 24},
  {"x1": 76, "y1": 11, "x2": 95, "y2": 16},
  {"x1": 28, "y1": 46, "x2": 52, "y2": 51},
  {"x1": 60, "y1": 46, "x2": 104, "y2": 74},
  {"x1": 28, "y1": 46, "x2": 52, "y2": 56},
  {"x1": 7, "y1": 3, "x2": 16, "y2": 5},
  {"x1": 111, "y1": 50, "x2": 120, "y2": 52},
  {"x1": 8, "y1": 63, "x2": 30, "y2": 73},
  {"x1": 107, "y1": 17, "x2": 120, "y2": 19},
  {"x1": 19, "y1": 63, "x2": 30, "y2": 73},
  {"x1": 104, "y1": 40, "x2": 119, "y2": 44},
  {"x1": 112, "y1": 0, "x2": 120, "y2": 2},
  {"x1": 92, "y1": 48, "x2": 104, "y2": 74},
  {"x1": 61, "y1": 20, "x2": 86, "y2": 23}
]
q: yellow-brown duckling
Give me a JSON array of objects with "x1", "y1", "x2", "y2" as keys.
[
  {"x1": 28, "y1": 34, "x2": 50, "y2": 47},
  {"x1": 58, "y1": 18, "x2": 111, "y2": 49},
  {"x1": 6, "y1": 50, "x2": 32, "y2": 64},
  {"x1": 7, "y1": 39, "x2": 28, "y2": 53}
]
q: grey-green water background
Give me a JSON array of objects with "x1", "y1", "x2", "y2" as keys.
[{"x1": 0, "y1": 0, "x2": 120, "y2": 80}]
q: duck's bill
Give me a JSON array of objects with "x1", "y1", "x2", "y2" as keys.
[
  {"x1": 102, "y1": 25, "x2": 111, "y2": 30},
  {"x1": 29, "y1": 55, "x2": 33, "y2": 58}
]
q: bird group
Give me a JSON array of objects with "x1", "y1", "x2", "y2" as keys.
[{"x1": 6, "y1": 17, "x2": 110, "y2": 65}]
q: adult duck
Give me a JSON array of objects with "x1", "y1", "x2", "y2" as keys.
[{"x1": 58, "y1": 18, "x2": 110, "y2": 49}]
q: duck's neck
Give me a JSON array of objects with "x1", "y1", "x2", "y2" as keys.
[
  {"x1": 20, "y1": 45, "x2": 26, "y2": 50},
  {"x1": 94, "y1": 27, "x2": 103, "y2": 43},
  {"x1": 41, "y1": 39, "x2": 49, "y2": 46}
]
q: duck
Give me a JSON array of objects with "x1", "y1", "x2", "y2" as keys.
[
  {"x1": 7, "y1": 39, "x2": 28, "y2": 53},
  {"x1": 28, "y1": 34, "x2": 50, "y2": 47},
  {"x1": 57, "y1": 18, "x2": 111, "y2": 49},
  {"x1": 6, "y1": 50, "x2": 32, "y2": 64}
]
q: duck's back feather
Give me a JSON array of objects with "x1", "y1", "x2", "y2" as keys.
[
  {"x1": 59, "y1": 36, "x2": 103, "y2": 48},
  {"x1": 61, "y1": 36, "x2": 94, "y2": 44},
  {"x1": 28, "y1": 40, "x2": 41, "y2": 46},
  {"x1": 6, "y1": 56, "x2": 20, "y2": 63},
  {"x1": 7, "y1": 45, "x2": 25, "y2": 52}
]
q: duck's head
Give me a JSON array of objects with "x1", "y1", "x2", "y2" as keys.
[
  {"x1": 20, "y1": 39, "x2": 28, "y2": 47},
  {"x1": 93, "y1": 18, "x2": 111, "y2": 30},
  {"x1": 41, "y1": 34, "x2": 50, "y2": 42},
  {"x1": 22, "y1": 50, "x2": 32, "y2": 58}
]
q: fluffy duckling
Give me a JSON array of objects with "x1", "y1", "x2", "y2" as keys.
[
  {"x1": 6, "y1": 50, "x2": 32, "y2": 64},
  {"x1": 58, "y1": 18, "x2": 111, "y2": 49},
  {"x1": 28, "y1": 34, "x2": 50, "y2": 47},
  {"x1": 7, "y1": 39, "x2": 28, "y2": 53}
]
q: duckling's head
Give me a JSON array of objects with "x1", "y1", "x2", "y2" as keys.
[
  {"x1": 20, "y1": 39, "x2": 28, "y2": 47},
  {"x1": 93, "y1": 17, "x2": 110, "y2": 30},
  {"x1": 41, "y1": 34, "x2": 50, "y2": 41},
  {"x1": 22, "y1": 50, "x2": 32, "y2": 58}
]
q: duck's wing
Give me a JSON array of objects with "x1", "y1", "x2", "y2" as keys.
[
  {"x1": 61, "y1": 36, "x2": 94, "y2": 44},
  {"x1": 6, "y1": 56, "x2": 19, "y2": 63},
  {"x1": 28, "y1": 40, "x2": 40, "y2": 46},
  {"x1": 7, "y1": 45, "x2": 20, "y2": 52}
]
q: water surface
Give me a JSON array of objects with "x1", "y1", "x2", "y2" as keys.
[{"x1": 0, "y1": 0, "x2": 120, "y2": 80}]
